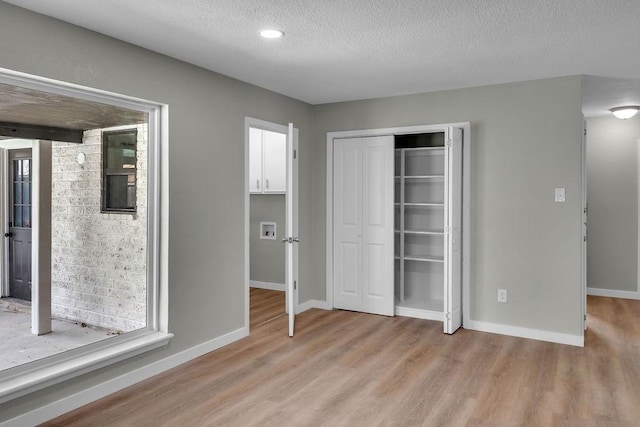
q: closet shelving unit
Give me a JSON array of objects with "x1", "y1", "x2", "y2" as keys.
[{"x1": 394, "y1": 132, "x2": 447, "y2": 320}]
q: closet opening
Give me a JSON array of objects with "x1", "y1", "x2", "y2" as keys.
[{"x1": 327, "y1": 123, "x2": 470, "y2": 335}]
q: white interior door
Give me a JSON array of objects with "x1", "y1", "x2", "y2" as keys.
[
  {"x1": 333, "y1": 136, "x2": 394, "y2": 316},
  {"x1": 444, "y1": 127, "x2": 463, "y2": 334},
  {"x1": 285, "y1": 123, "x2": 299, "y2": 337}
]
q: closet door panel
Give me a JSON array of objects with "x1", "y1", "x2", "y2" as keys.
[
  {"x1": 444, "y1": 127, "x2": 463, "y2": 334},
  {"x1": 333, "y1": 139, "x2": 363, "y2": 311},
  {"x1": 362, "y1": 137, "x2": 394, "y2": 316}
]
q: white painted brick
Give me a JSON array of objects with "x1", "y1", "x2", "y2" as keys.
[{"x1": 51, "y1": 125, "x2": 148, "y2": 332}]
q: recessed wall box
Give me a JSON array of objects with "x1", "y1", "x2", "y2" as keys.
[{"x1": 260, "y1": 221, "x2": 277, "y2": 240}]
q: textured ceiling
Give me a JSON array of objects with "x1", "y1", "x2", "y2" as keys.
[{"x1": 4, "y1": 0, "x2": 640, "y2": 115}]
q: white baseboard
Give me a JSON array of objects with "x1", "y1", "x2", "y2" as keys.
[
  {"x1": 297, "y1": 299, "x2": 332, "y2": 313},
  {"x1": 2, "y1": 327, "x2": 249, "y2": 427},
  {"x1": 250, "y1": 281, "x2": 285, "y2": 292},
  {"x1": 464, "y1": 320, "x2": 584, "y2": 347},
  {"x1": 587, "y1": 287, "x2": 640, "y2": 300}
]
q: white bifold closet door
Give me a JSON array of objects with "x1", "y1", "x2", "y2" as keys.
[
  {"x1": 444, "y1": 127, "x2": 463, "y2": 334},
  {"x1": 333, "y1": 136, "x2": 394, "y2": 316}
]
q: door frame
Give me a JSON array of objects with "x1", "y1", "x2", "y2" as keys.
[
  {"x1": 326, "y1": 122, "x2": 471, "y2": 324},
  {"x1": 244, "y1": 117, "x2": 299, "y2": 331}
]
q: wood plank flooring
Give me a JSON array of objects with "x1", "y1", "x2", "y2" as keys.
[
  {"x1": 249, "y1": 288, "x2": 285, "y2": 329},
  {"x1": 43, "y1": 296, "x2": 640, "y2": 426}
]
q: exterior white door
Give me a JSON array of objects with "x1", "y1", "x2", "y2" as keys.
[
  {"x1": 444, "y1": 127, "x2": 463, "y2": 334},
  {"x1": 285, "y1": 123, "x2": 299, "y2": 336},
  {"x1": 333, "y1": 135, "x2": 394, "y2": 316}
]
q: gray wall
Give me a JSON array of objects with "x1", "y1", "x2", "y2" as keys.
[
  {"x1": 0, "y1": 2, "x2": 312, "y2": 420},
  {"x1": 311, "y1": 76, "x2": 584, "y2": 335},
  {"x1": 250, "y1": 194, "x2": 285, "y2": 284},
  {"x1": 586, "y1": 115, "x2": 640, "y2": 292},
  {"x1": 0, "y1": 2, "x2": 586, "y2": 420}
]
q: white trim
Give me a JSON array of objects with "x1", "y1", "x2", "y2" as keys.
[
  {"x1": 637, "y1": 138, "x2": 640, "y2": 300},
  {"x1": 325, "y1": 123, "x2": 471, "y2": 327},
  {"x1": 582, "y1": 120, "x2": 588, "y2": 330},
  {"x1": 464, "y1": 320, "x2": 584, "y2": 347},
  {"x1": 0, "y1": 331, "x2": 173, "y2": 405},
  {"x1": 0, "y1": 68, "x2": 171, "y2": 404},
  {"x1": 296, "y1": 299, "x2": 332, "y2": 313},
  {"x1": 0, "y1": 328, "x2": 247, "y2": 427},
  {"x1": 587, "y1": 287, "x2": 640, "y2": 300},
  {"x1": 250, "y1": 280, "x2": 285, "y2": 292},
  {"x1": 395, "y1": 306, "x2": 443, "y2": 322}
]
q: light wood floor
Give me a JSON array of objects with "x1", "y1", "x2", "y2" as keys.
[
  {"x1": 249, "y1": 288, "x2": 285, "y2": 329},
  {"x1": 44, "y1": 296, "x2": 640, "y2": 426}
]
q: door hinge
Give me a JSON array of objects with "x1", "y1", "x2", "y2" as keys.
[
  {"x1": 445, "y1": 226, "x2": 450, "y2": 233},
  {"x1": 445, "y1": 312, "x2": 451, "y2": 320},
  {"x1": 294, "y1": 280, "x2": 297, "y2": 290},
  {"x1": 584, "y1": 314, "x2": 587, "y2": 321},
  {"x1": 584, "y1": 128, "x2": 587, "y2": 136},
  {"x1": 294, "y1": 149, "x2": 297, "y2": 160}
]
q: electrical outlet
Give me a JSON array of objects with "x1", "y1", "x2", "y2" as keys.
[{"x1": 497, "y1": 289, "x2": 507, "y2": 303}]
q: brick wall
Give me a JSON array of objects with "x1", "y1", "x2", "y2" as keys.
[{"x1": 51, "y1": 124, "x2": 147, "y2": 332}]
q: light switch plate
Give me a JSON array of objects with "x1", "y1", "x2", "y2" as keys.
[{"x1": 555, "y1": 188, "x2": 566, "y2": 203}]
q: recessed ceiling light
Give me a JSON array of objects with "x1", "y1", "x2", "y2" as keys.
[
  {"x1": 259, "y1": 29, "x2": 284, "y2": 39},
  {"x1": 610, "y1": 106, "x2": 640, "y2": 120}
]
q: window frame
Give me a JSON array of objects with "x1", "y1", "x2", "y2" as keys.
[
  {"x1": 101, "y1": 128, "x2": 138, "y2": 213},
  {"x1": 0, "y1": 67, "x2": 171, "y2": 404}
]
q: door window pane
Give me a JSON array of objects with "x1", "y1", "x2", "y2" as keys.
[
  {"x1": 14, "y1": 182, "x2": 22, "y2": 204},
  {"x1": 23, "y1": 182, "x2": 30, "y2": 205},
  {"x1": 13, "y1": 206, "x2": 22, "y2": 227},
  {"x1": 23, "y1": 206, "x2": 30, "y2": 228}
]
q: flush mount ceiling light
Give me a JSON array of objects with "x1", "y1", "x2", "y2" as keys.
[
  {"x1": 259, "y1": 29, "x2": 284, "y2": 39},
  {"x1": 610, "y1": 106, "x2": 640, "y2": 120}
]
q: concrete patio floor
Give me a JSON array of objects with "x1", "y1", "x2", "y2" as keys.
[{"x1": 0, "y1": 298, "x2": 116, "y2": 371}]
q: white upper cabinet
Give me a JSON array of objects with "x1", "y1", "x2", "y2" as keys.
[
  {"x1": 250, "y1": 128, "x2": 286, "y2": 194},
  {"x1": 249, "y1": 127, "x2": 263, "y2": 193}
]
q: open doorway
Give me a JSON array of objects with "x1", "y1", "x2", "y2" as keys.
[
  {"x1": 245, "y1": 118, "x2": 298, "y2": 335},
  {"x1": 583, "y1": 115, "x2": 640, "y2": 332}
]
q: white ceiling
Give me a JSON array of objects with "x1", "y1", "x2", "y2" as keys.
[{"x1": 5, "y1": 0, "x2": 640, "y2": 115}]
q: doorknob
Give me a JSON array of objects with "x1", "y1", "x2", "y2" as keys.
[
  {"x1": 282, "y1": 237, "x2": 300, "y2": 243},
  {"x1": 4, "y1": 232, "x2": 12, "y2": 238}
]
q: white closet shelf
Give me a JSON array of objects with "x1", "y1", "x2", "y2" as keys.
[
  {"x1": 395, "y1": 175, "x2": 445, "y2": 179},
  {"x1": 395, "y1": 229, "x2": 444, "y2": 236},
  {"x1": 395, "y1": 296, "x2": 444, "y2": 320},
  {"x1": 402, "y1": 146, "x2": 445, "y2": 152},
  {"x1": 396, "y1": 295, "x2": 443, "y2": 311},
  {"x1": 395, "y1": 202, "x2": 445, "y2": 207},
  {"x1": 395, "y1": 255, "x2": 445, "y2": 263}
]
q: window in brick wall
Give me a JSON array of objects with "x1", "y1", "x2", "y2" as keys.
[{"x1": 102, "y1": 129, "x2": 137, "y2": 212}]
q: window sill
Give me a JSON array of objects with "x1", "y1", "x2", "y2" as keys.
[{"x1": 0, "y1": 331, "x2": 173, "y2": 404}]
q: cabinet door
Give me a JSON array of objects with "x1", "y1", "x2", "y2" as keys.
[
  {"x1": 263, "y1": 130, "x2": 286, "y2": 193},
  {"x1": 444, "y1": 127, "x2": 463, "y2": 334},
  {"x1": 249, "y1": 127, "x2": 263, "y2": 193}
]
